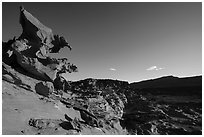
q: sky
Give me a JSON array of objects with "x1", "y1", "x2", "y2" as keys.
[{"x1": 2, "y1": 2, "x2": 202, "y2": 83}]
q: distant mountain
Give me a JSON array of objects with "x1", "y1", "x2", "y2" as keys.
[{"x1": 130, "y1": 75, "x2": 202, "y2": 89}]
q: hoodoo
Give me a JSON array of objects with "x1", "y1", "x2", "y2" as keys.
[{"x1": 3, "y1": 6, "x2": 77, "y2": 82}]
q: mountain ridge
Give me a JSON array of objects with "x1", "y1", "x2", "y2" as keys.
[
  {"x1": 69, "y1": 75, "x2": 202, "y2": 88},
  {"x1": 130, "y1": 75, "x2": 202, "y2": 89}
]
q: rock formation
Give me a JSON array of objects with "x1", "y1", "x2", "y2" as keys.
[
  {"x1": 3, "y1": 6, "x2": 77, "y2": 82},
  {"x1": 53, "y1": 75, "x2": 70, "y2": 92},
  {"x1": 2, "y1": 7, "x2": 127, "y2": 135}
]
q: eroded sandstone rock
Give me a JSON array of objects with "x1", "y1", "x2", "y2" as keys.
[{"x1": 2, "y1": 6, "x2": 77, "y2": 81}]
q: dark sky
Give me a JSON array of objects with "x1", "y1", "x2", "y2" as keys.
[{"x1": 2, "y1": 2, "x2": 202, "y2": 82}]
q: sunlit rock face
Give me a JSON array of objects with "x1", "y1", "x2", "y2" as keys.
[{"x1": 3, "y1": 6, "x2": 77, "y2": 81}]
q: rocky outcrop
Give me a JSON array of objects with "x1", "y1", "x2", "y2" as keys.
[
  {"x1": 2, "y1": 62, "x2": 36, "y2": 91},
  {"x1": 69, "y1": 78, "x2": 202, "y2": 135},
  {"x1": 2, "y1": 6, "x2": 77, "y2": 82},
  {"x1": 66, "y1": 78, "x2": 130, "y2": 133},
  {"x1": 53, "y1": 75, "x2": 70, "y2": 92}
]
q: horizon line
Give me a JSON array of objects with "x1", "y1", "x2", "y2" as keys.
[{"x1": 64, "y1": 74, "x2": 202, "y2": 83}]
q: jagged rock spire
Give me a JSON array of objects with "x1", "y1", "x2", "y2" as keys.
[{"x1": 2, "y1": 6, "x2": 77, "y2": 81}]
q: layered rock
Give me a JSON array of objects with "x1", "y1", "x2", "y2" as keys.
[{"x1": 2, "y1": 6, "x2": 77, "y2": 81}]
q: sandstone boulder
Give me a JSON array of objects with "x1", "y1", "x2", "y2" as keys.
[{"x1": 35, "y1": 81, "x2": 54, "y2": 97}]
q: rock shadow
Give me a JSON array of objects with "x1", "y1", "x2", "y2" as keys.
[{"x1": 59, "y1": 121, "x2": 74, "y2": 130}]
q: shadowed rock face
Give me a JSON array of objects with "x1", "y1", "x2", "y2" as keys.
[
  {"x1": 35, "y1": 82, "x2": 54, "y2": 97},
  {"x1": 3, "y1": 6, "x2": 77, "y2": 81}
]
